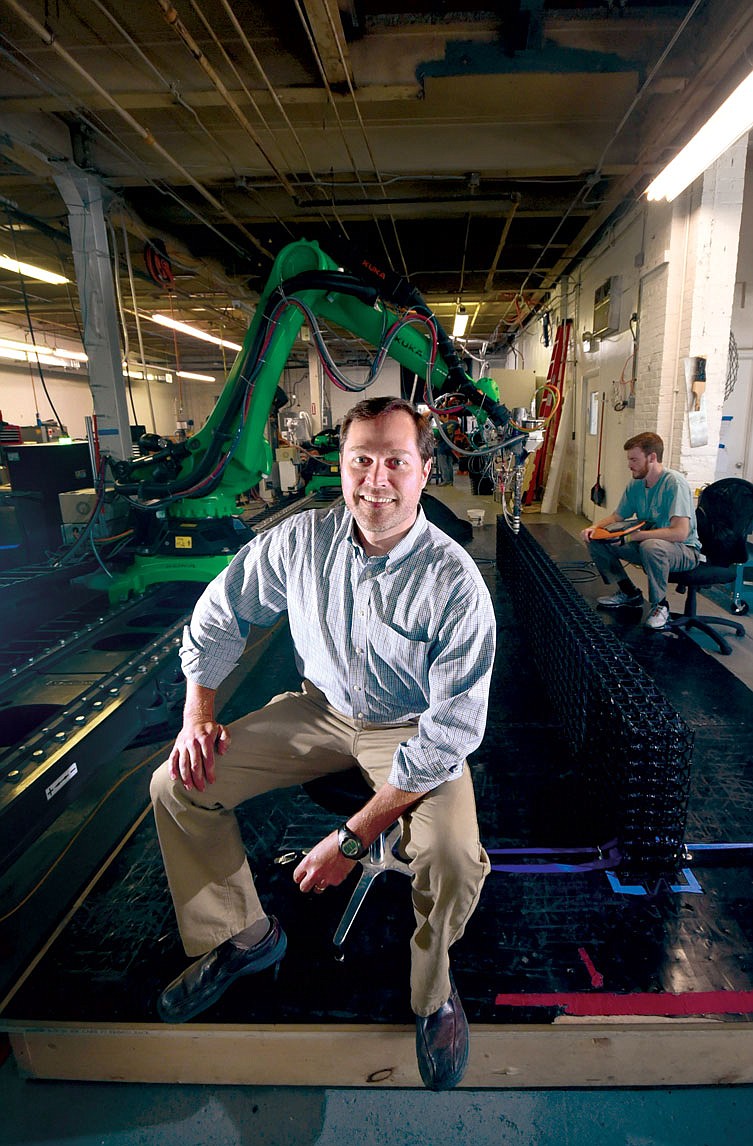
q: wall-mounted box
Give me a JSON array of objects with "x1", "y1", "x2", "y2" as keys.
[{"x1": 593, "y1": 276, "x2": 622, "y2": 337}]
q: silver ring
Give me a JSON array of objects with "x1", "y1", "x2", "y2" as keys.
[{"x1": 316, "y1": 882, "x2": 326, "y2": 891}]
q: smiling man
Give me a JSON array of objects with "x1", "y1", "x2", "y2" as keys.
[
  {"x1": 150, "y1": 395, "x2": 496, "y2": 1089},
  {"x1": 340, "y1": 399, "x2": 433, "y2": 550}
]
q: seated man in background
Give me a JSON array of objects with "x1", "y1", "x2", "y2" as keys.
[
  {"x1": 581, "y1": 431, "x2": 701, "y2": 630},
  {"x1": 150, "y1": 395, "x2": 496, "y2": 1090}
]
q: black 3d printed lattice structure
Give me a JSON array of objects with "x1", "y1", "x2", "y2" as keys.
[{"x1": 497, "y1": 520, "x2": 694, "y2": 874}]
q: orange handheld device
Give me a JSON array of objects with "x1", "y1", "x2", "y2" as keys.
[{"x1": 590, "y1": 520, "x2": 647, "y2": 542}]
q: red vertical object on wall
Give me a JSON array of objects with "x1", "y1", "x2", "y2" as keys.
[{"x1": 523, "y1": 319, "x2": 572, "y2": 505}]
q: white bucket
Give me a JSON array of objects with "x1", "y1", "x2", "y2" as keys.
[{"x1": 467, "y1": 509, "x2": 486, "y2": 527}]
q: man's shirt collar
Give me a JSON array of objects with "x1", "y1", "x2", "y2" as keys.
[{"x1": 346, "y1": 505, "x2": 429, "y2": 565}]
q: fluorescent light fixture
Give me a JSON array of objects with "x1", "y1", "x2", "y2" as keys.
[
  {"x1": 0, "y1": 254, "x2": 70, "y2": 284},
  {"x1": 52, "y1": 347, "x2": 88, "y2": 362},
  {"x1": 127, "y1": 370, "x2": 173, "y2": 382},
  {"x1": 177, "y1": 370, "x2": 216, "y2": 382},
  {"x1": 122, "y1": 360, "x2": 174, "y2": 383},
  {"x1": 150, "y1": 313, "x2": 242, "y2": 351},
  {"x1": 0, "y1": 347, "x2": 70, "y2": 368},
  {"x1": 452, "y1": 305, "x2": 469, "y2": 339},
  {"x1": 0, "y1": 337, "x2": 41, "y2": 355},
  {"x1": 0, "y1": 337, "x2": 84, "y2": 367},
  {"x1": 646, "y1": 67, "x2": 753, "y2": 203},
  {"x1": 0, "y1": 337, "x2": 82, "y2": 360}
]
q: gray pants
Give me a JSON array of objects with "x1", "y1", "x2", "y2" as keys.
[
  {"x1": 150, "y1": 681, "x2": 490, "y2": 1016},
  {"x1": 437, "y1": 452, "x2": 454, "y2": 484},
  {"x1": 588, "y1": 537, "x2": 700, "y2": 604}
]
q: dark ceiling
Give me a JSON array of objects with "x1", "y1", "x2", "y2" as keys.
[{"x1": 1, "y1": 0, "x2": 753, "y2": 372}]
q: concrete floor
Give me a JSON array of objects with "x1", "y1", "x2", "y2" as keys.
[
  {"x1": 2, "y1": 1066, "x2": 753, "y2": 1146},
  {"x1": 3, "y1": 474, "x2": 753, "y2": 1145}
]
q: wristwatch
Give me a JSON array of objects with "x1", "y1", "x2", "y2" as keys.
[{"x1": 337, "y1": 824, "x2": 369, "y2": 860}]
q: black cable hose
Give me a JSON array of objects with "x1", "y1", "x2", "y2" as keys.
[{"x1": 268, "y1": 270, "x2": 380, "y2": 309}]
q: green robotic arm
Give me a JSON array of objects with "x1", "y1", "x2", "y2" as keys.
[
  {"x1": 111, "y1": 239, "x2": 513, "y2": 512},
  {"x1": 100, "y1": 238, "x2": 538, "y2": 598}
]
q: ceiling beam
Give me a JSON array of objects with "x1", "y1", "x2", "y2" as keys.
[
  {"x1": 298, "y1": 0, "x2": 352, "y2": 88},
  {"x1": 0, "y1": 86, "x2": 417, "y2": 116}
]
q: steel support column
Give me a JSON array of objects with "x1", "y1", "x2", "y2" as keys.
[{"x1": 52, "y1": 165, "x2": 132, "y2": 462}]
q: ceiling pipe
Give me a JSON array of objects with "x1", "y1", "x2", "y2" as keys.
[
  {"x1": 484, "y1": 198, "x2": 521, "y2": 295},
  {"x1": 157, "y1": 0, "x2": 297, "y2": 200},
  {"x1": 197, "y1": 0, "x2": 345, "y2": 235},
  {"x1": 294, "y1": 192, "x2": 523, "y2": 209},
  {"x1": 88, "y1": 0, "x2": 241, "y2": 176},
  {"x1": 2, "y1": 63, "x2": 254, "y2": 262},
  {"x1": 220, "y1": 0, "x2": 325, "y2": 182},
  {"x1": 2, "y1": 0, "x2": 272, "y2": 262},
  {"x1": 290, "y1": 0, "x2": 404, "y2": 273},
  {"x1": 2, "y1": 132, "x2": 254, "y2": 319},
  {"x1": 309, "y1": 0, "x2": 410, "y2": 276}
]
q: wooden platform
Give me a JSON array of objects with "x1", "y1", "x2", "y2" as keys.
[
  {"x1": 7, "y1": 1020, "x2": 753, "y2": 1088},
  {"x1": 3, "y1": 525, "x2": 753, "y2": 1087}
]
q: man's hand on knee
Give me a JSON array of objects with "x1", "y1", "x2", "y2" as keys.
[{"x1": 168, "y1": 719, "x2": 230, "y2": 792}]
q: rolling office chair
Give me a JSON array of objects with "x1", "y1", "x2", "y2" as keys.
[
  {"x1": 303, "y1": 767, "x2": 413, "y2": 948},
  {"x1": 667, "y1": 477, "x2": 753, "y2": 655}
]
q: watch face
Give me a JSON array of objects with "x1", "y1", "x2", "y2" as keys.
[{"x1": 341, "y1": 836, "x2": 361, "y2": 858}]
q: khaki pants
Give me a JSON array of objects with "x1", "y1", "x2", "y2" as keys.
[{"x1": 150, "y1": 681, "x2": 490, "y2": 1016}]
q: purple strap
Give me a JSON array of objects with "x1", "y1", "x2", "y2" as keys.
[{"x1": 487, "y1": 839, "x2": 621, "y2": 874}]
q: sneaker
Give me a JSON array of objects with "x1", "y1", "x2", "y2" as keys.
[
  {"x1": 644, "y1": 602, "x2": 670, "y2": 630},
  {"x1": 597, "y1": 589, "x2": 644, "y2": 609}
]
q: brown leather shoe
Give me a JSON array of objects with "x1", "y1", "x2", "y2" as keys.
[
  {"x1": 415, "y1": 978, "x2": 469, "y2": 1090},
  {"x1": 157, "y1": 917, "x2": 287, "y2": 1023}
]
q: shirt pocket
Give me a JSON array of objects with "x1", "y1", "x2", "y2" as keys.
[{"x1": 365, "y1": 618, "x2": 432, "y2": 687}]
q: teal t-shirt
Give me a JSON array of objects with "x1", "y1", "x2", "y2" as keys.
[{"x1": 616, "y1": 468, "x2": 700, "y2": 550}]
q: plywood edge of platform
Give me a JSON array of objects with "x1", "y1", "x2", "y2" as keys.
[{"x1": 4, "y1": 1020, "x2": 753, "y2": 1088}]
